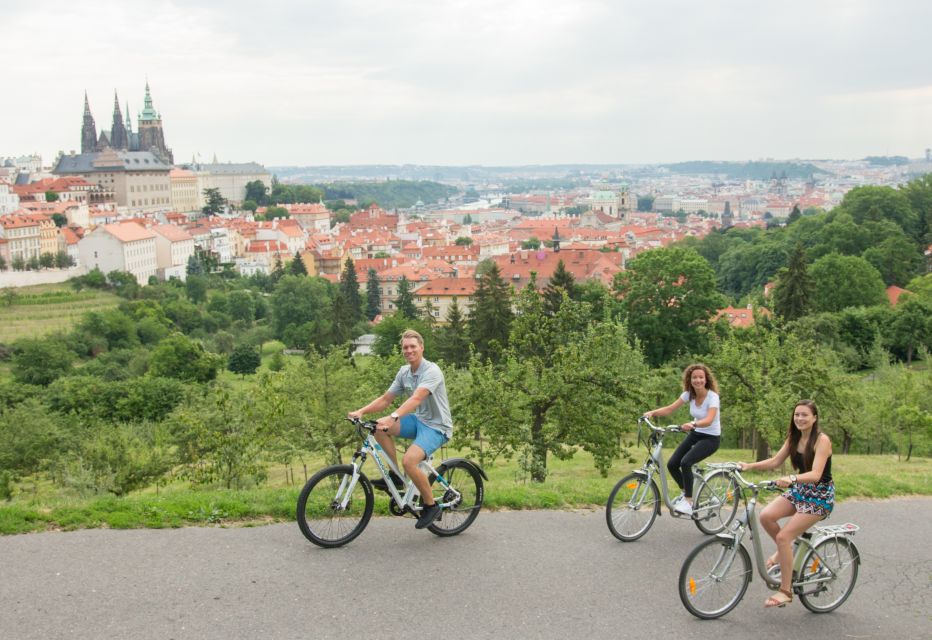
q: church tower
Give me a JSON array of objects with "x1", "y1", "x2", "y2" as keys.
[
  {"x1": 109, "y1": 91, "x2": 129, "y2": 150},
  {"x1": 81, "y1": 92, "x2": 97, "y2": 153},
  {"x1": 137, "y1": 81, "x2": 173, "y2": 163}
]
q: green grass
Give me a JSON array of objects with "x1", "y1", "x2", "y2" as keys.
[
  {"x1": 0, "y1": 284, "x2": 120, "y2": 342},
  {"x1": 1, "y1": 448, "x2": 929, "y2": 535}
]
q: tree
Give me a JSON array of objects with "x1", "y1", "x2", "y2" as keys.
[
  {"x1": 39, "y1": 253, "x2": 55, "y2": 269},
  {"x1": 269, "y1": 275, "x2": 334, "y2": 347},
  {"x1": 185, "y1": 274, "x2": 208, "y2": 304},
  {"x1": 809, "y1": 253, "x2": 886, "y2": 313},
  {"x1": 148, "y1": 333, "x2": 221, "y2": 383},
  {"x1": 242, "y1": 199, "x2": 258, "y2": 213},
  {"x1": 835, "y1": 185, "x2": 920, "y2": 240},
  {"x1": 862, "y1": 235, "x2": 923, "y2": 286},
  {"x1": 613, "y1": 247, "x2": 725, "y2": 366},
  {"x1": 44, "y1": 191, "x2": 60, "y2": 202},
  {"x1": 227, "y1": 290, "x2": 257, "y2": 324},
  {"x1": 186, "y1": 254, "x2": 205, "y2": 277},
  {"x1": 900, "y1": 173, "x2": 932, "y2": 243},
  {"x1": 772, "y1": 243, "x2": 813, "y2": 321},
  {"x1": 637, "y1": 195, "x2": 655, "y2": 212},
  {"x1": 11, "y1": 256, "x2": 25, "y2": 271},
  {"x1": 435, "y1": 297, "x2": 470, "y2": 368},
  {"x1": 888, "y1": 297, "x2": 932, "y2": 365},
  {"x1": 54, "y1": 251, "x2": 74, "y2": 268},
  {"x1": 11, "y1": 338, "x2": 73, "y2": 386},
  {"x1": 366, "y1": 268, "x2": 382, "y2": 320},
  {"x1": 468, "y1": 262, "x2": 513, "y2": 362},
  {"x1": 289, "y1": 252, "x2": 308, "y2": 276},
  {"x1": 454, "y1": 237, "x2": 473, "y2": 246},
  {"x1": 265, "y1": 206, "x2": 289, "y2": 220},
  {"x1": 393, "y1": 276, "x2": 418, "y2": 320},
  {"x1": 244, "y1": 180, "x2": 269, "y2": 205},
  {"x1": 521, "y1": 236, "x2": 541, "y2": 250},
  {"x1": 202, "y1": 187, "x2": 227, "y2": 215},
  {"x1": 51, "y1": 213, "x2": 67, "y2": 228},
  {"x1": 228, "y1": 343, "x2": 262, "y2": 378},
  {"x1": 543, "y1": 259, "x2": 578, "y2": 315},
  {"x1": 456, "y1": 290, "x2": 647, "y2": 481},
  {"x1": 787, "y1": 204, "x2": 802, "y2": 225},
  {"x1": 339, "y1": 257, "x2": 364, "y2": 325}
]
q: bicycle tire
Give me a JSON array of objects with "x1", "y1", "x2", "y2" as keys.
[
  {"x1": 679, "y1": 536, "x2": 751, "y2": 619},
  {"x1": 798, "y1": 536, "x2": 860, "y2": 613},
  {"x1": 605, "y1": 472, "x2": 659, "y2": 542},
  {"x1": 693, "y1": 470, "x2": 740, "y2": 535},
  {"x1": 427, "y1": 460, "x2": 484, "y2": 537},
  {"x1": 296, "y1": 464, "x2": 374, "y2": 548}
]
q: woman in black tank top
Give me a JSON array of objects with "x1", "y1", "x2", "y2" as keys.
[{"x1": 737, "y1": 400, "x2": 835, "y2": 609}]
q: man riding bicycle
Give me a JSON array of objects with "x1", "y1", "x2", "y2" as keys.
[{"x1": 348, "y1": 329, "x2": 453, "y2": 530}]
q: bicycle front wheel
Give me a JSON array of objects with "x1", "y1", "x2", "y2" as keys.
[
  {"x1": 798, "y1": 536, "x2": 860, "y2": 613},
  {"x1": 693, "y1": 471, "x2": 740, "y2": 535},
  {"x1": 606, "y1": 472, "x2": 659, "y2": 542},
  {"x1": 679, "y1": 537, "x2": 751, "y2": 619},
  {"x1": 296, "y1": 464, "x2": 373, "y2": 548},
  {"x1": 428, "y1": 460, "x2": 484, "y2": 537}
]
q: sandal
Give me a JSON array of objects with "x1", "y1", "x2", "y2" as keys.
[
  {"x1": 765, "y1": 552, "x2": 779, "y2": 570},
  {"x1": 764, "y1": 588, "x2": 793, "y2": 608}
]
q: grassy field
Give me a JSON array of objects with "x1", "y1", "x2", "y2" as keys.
[
  {"x1": 1, "y1": 447, "x2": 929, "y2": 535},
  {"x1": 0, "y1": 284, "x2": 121, "y2": 342}
]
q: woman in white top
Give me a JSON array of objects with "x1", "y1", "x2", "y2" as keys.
[{"x1": 643, "y1": 363, "x2": 721, "y2": 515}]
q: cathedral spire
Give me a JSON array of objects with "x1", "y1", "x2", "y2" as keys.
[
  {"x1": 81, "y1": 91, "x2": 97, "y2": 154},
  {"x1": 125, "y1": 101, "x2": 132, "y2": 131},
  {"x1": 110, "y1": 90, "x2": 128, "y2": 150},
  {"x1": 140, "y1": 80, "x2": 158, "y2": 120}
]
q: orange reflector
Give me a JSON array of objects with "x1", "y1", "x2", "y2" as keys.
[
  {"x1": 810, "y1": 557, "x2": 820, "y2": 572},
  {"x1": 627, "y1": 482, "x2": 638, "y2": 489},
  {"x1": 689, "y1": 577, "x2": 696, "y2": 595},
  {"x1": 727, "y1": 492, "x2": 733, "y2": 500}
]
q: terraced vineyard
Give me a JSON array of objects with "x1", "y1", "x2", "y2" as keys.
[{"x1": 0, "y1": 285, "x2": 121, "y2": 342}]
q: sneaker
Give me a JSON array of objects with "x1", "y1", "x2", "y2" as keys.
[
  {"x1": 674, "y1": 500, "x2": 693, "y2": 516},
  {"x1": 371, "y1": 471, "x2": 405, "y2": 493},
  {"x1": 415, "y1": 502, "x2": 442, "y2": 529}
]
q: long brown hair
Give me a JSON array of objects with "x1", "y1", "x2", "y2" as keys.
[
  {"x1": 681, "y1": 364, "x2": 719, "y2": 401},
  {"x1": 787, "y1": 400, "x2": 820, "y2": 472}
]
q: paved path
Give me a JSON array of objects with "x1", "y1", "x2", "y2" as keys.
[{"x1": 1, "y1": 499, "x2": 929, "y2": 640}]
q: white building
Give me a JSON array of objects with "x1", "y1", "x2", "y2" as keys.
[
  {"x1": 0, "y1": 180, "x2": 20, "y2": 214},
  {"x1": 151, "y1": 224, "x2": 195, "y2": 280},
  {"x1": 194, "y1": 162, "x2": 271, "y2": 205},
  {"x1": 78, "y1": 221, "x2": 157, "y2": 284}
]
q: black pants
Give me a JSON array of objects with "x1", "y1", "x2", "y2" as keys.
[{"x1": 667, "y1": 431, "x2": 721, "y2": 497}]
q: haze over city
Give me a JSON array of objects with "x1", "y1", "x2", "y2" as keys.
[{"x1": 3, "y1": 0, "x2": 931, "y2": 166}]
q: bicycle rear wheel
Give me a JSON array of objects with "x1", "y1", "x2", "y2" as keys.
[
  {"x1": 427, "y1": 460, "x2": 484, "y2": 537},
  {"x1": 798, "y1": 536, "x2": 860, "y2": 613},
  {"x1": 693, "y1": 471, "x2": 740, "y2": 535},
  {"x1": 679, "y1": 537, "x2": 751, "y2": 619},
  {"x1": 296, "y1": 464, "x2": 374, "y2": 548},
  {"x1": 605, "y1": 472, "x2": 659, "y2": 542}
]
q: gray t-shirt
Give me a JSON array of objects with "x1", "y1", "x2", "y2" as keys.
[{"x1": 387, "y1": 358, "x2": 453, "y2": 439}]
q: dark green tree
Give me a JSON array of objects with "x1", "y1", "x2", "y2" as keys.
[
  {"x1": 244, "y1": 180, "x2": 269, "y2": 205},
  {"x1": 613, "y1": 247, "x2": 724, "y2": 366},
  {"x1": 51, "y1": 213, "x2": 67, "y2": 228},
  {"x1": 809, "y1": 253, "x2": 886, "y2": 313},
  {"x1": 202, "y1": 187, "x2": 227, "y2": 215},
  {"x1": 772, "y1": 243, "x2": 813, "y2": 321},
  {"x1": 888, "y1": 297, "x2": 932, "y2": 365},
  {"x1": 787, "y1": 204, "x2": 802, "y2": 225},
  {"x1": 468, "y1": 262, "x2": 513, "y2": 362},
  {"x1": 339, "y1": 257, "x2": 364, "y2": 324},
  {"x1": 454, "y1": 237, "x2": 473, "y2": 246},
  {"x1": 185, "y1": 275, "x2": 208, "y2": 304},
  {"x1": 290, "y1": 252, "x2": 308, "y2": 276},
  {"x1": 435, "y1": 297, "x2": 470, "y2": 368},
  {"x1": 11, "y1": 339, "x2": 73, "y2": 386},
  {"x1": 228, "y1": 343, "x2": 262, "y2": 378},
  {"x1": 394, "y1": 276, "x2": 418, "y2": 319},
  {"x1": 148, "y1": 333, "x2": 221, "y2": 383},
  {"x1": 521, "y1": 237, "x2": 541, "y2": 250},
  {"x1": 862, "y1": 235, "x2": 923, "y2": 286},
  {"x1": 366, "y1": 268, "x2": 382, "y2": 320},
  {"x1": 543, "y1": 259, "x2": 578, "y2": 315}
]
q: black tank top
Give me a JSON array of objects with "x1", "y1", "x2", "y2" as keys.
[{"x1": 790, "y1": 450, "x2": 832, "y2": 483}]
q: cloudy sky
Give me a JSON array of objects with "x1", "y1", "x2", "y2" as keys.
[{"x1": 3, "y1": 0, "x2": 930, "y2": 166}]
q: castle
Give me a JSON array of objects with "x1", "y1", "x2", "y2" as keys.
[{"x1": 80, "y1": 82, "x2": 173, "y2": 164}]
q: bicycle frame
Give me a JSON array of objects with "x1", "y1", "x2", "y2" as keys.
[
  {"x1": 341, "y1": 423, "x2": 461, "y2": 514},
  {"x1": 716, "y1": 471, "x2": 860, "y2": 591},
  {"x1": 636, "y1": 418, "x2": 711, "y2": 516}
]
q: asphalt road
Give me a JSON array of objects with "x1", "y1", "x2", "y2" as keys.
[{"x1": 1, "y1": 499, "x2": 929, "y2": 640}]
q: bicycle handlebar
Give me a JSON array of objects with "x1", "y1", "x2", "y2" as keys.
[
  {"x1": 347, "y1": 417, "x2": 379, "y2": 435},
  {"x1": 638, "y1": 416, "x2": 682, "y2": 433}
]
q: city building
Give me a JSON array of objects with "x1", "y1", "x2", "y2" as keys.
[{"x1": 78, "y1": 221, "x2": 157, "y2": 284}]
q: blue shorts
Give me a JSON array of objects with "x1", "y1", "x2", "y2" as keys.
[{"x1": 398, "y1": 414, "x2": 447, "y2": 456}]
